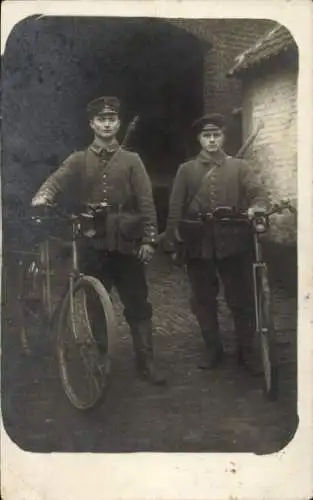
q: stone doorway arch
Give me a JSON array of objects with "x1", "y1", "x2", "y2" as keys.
[{"x1": 2, "y1": 17, "x2": 207, "y2": 215}]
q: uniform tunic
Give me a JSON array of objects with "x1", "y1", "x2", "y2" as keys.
[
  {"x1": 33, "y1": 140, "x2": 157, "y2": 324},
  {"x1": 164, "y1": 149, "x2": 268, "y2": 259},
  {"x1": 35, "y1": 141, "x2": 158, "y2": 251},
  {"x1": 164, "y1": 148, "x2": 268, "y2": 348}
]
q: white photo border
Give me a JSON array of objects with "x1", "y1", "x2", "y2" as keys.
[{"x1": 1, "y1": 1, "x2": 312, "y2": 499}]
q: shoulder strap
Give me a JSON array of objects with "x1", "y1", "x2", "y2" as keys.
[
  {"x1": 83, "y1": 148, "x2": 100, "y2": 199},
  {"x1": 189, "y1": 164, "x2": 218, "y2": 212}
]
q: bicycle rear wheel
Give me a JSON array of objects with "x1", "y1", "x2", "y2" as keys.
[
  {"x1": 56, "y1": 275, "x2": 115, "y2": 411},
  {"x1": 257, "y1": 266, "x2": 278, "y2": 400},
  {"x1": 17, "y1": 252, "x2": 50, "y2": 355}
]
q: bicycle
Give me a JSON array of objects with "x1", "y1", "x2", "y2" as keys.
[
  {"x1": 206, "y1": 199, "x2": 296, "y2": 400},
  {"x1": 2, "y1": 207, "x2": 57, "y2": 354},
  {"x1": 7, "y1": 203, "x2": 116, "y2": 411}
]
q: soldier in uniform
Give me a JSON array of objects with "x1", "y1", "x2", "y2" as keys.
[
  {"x1": 163, "y1": 113, "x2": 268, "y2": 373},
  {"x1": 31, "y1": 96, "x2": 165, "y2": 385}
]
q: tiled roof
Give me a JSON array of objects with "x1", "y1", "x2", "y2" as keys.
[{"x1": 227, "y1": 24, "x2": 297, "y2": 77}]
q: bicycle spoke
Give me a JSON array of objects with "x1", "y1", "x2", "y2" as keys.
[
  {"x1": 71, "y1": 288, "x2": 93, "y2": 342},
  {"x1": 59, "y1": 302, "x2": 108, "y2": 407},
  {"x1": 57, "y1": 275, "x2": 114, "y2": 410},
  {"x1": 79, "y1": 345, "x2": 103, "y2": 396},
  {"x1": 23, "y1": 304, "x2": 41, "y2": 319}
]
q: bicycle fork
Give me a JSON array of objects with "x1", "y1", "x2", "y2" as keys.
[
  {"x1": 69, "y1": 227, "x2": 80, "y2": 343},
  {"x1": 68, "y1": 228, "x2": 92, "y2": 345},
  {"x1": 252, "y1": 263, "x2": 265, "y2": 333},
  {"x1": 252, "y1": 233, "x2": 267, "y2": 335},
  {"x1": 41, "y1": 239, "x2": 53, "y2": 319}
]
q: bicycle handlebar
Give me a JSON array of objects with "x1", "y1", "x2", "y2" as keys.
[
  {"x1": 29, "y1": 202, "x2": 110, "y2": 223},
  {"x1": 267, "y1": 199, "x2": 297, "y2": 216},
  {"x1": 206, "y1": 199, "x2": 297, "y2": 222}
]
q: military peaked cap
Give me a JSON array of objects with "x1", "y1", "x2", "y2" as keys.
[
  {"x1": 87, "y1": 96, "x2": 120, "y2": 118},
  {"x1": 192, "y1": 113, "x2": 226, "y2": 133}
]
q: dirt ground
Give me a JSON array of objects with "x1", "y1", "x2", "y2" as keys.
[{"x1": 1, "y1": 250, "x2": 298, "y2": 454}]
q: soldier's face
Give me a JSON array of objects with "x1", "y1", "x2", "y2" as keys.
[
  {"x1": 90, "y1": 113, "x2": 120, "y2": 139},
  {"x1": 198, "y1": 127, "x2": 225, "y2": 153}
]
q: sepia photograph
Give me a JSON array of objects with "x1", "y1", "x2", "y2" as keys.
[
  {"x1": 1, "y1": 2, "x2": 312, "y2": 498},
  {"x1": 1, "y1": 13, "x2": 300, "y2": 455}
]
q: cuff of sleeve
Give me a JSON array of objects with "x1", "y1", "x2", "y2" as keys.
[
  {"x1": 142, "y1": 227, "x2": 158, "y2": 246},
  {"x1": 142, "y1": 238, "x2": 157, "y2": 246},
  {"x1": 36, "y1": 188, "x2": 55, "y2": 201},
  {"x1": 162, "y1": 239, "x2": 177, "y2": 253}
]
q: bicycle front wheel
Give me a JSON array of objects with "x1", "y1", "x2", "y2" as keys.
[
  {"x1": 257, "y1": 266, "x2": 278, "y2": 400},
  {"x1": 56, "y1": 275, "x2": 115, "y2": 411}
]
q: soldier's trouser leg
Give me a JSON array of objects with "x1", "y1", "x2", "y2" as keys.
[
  {"x1": 111, "y1": 253, "x2": 165, "y2": 385},
  {"x1": 78, "y1": 245, "x2": 114, "y2": 350},
  {"x1": 186, "y1": 259, "x2": 223, "y2": 365},
  {"x1": 217, "y1": 253, "x2": 261, "y2": 374}
]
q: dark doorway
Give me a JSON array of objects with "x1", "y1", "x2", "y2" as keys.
[
  {"x1": 2, "y1": 17, "x2": 205, "y2": 214},
  {"x1": 227, "y1": 108, "x2": 243, "y2": 156}
]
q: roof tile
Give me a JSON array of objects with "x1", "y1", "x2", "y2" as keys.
[{"x1": 227, "y1": 24, "x2": 297, "y2": 76}]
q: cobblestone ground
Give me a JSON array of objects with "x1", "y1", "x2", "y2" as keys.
[{"x1": 2, "y1": 251, "x2": 297, "y2": 454}]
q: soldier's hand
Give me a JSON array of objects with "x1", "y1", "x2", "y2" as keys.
[
  {"x1": 31, "y1": 195, "x2": 52, "y2": 207},
  {"x1": 138, "y1": 244, "x2": 155, "y2": 264},
  {"x1": 156, "y1": 232, "x2": 165, "y2": 248},
  {"x1": 247, "y1": 205, "x2": 267, "y2": 220},
  {"x1": 170, "y1": 252, "x2": 178, "y2": 263}
]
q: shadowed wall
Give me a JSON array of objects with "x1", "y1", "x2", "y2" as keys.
[{"x1": 2, "y1": 16, "x2": 204, "y2": 207}]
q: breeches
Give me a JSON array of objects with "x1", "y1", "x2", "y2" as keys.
[
  {"x1": 186, "y1": 252, "x2": 255, "y2": 337},
  {"x1": 79, "y1": 246, "x2": 152, "y2": 325}
]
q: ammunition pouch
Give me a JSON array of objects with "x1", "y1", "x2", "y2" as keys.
[
  {"x1": 177, "y1": 218, "x2": 204, "y2": 259},
  {"x1": 116, "y1": 212, "x2": 144, "y2": 254},
  {"x1": 177, "y1": 213, "x2": 253, "y2": 260},
  {"x1": 82, "y1": 209, "x2": 144, "y2": 254},
  {"x1": 93, "y1": 211, "x2": 108, "y2": 238},
  {"x1": 118, "y1": 212, "x2": 144, "y2": 240},
  {"x1": 117, "y1": 212, "x2": 144, "y2": 254}
]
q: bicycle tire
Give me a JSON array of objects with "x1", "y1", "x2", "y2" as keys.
[
  {"x1": 257, "y1": 266, "x2": 279, "y2": 400},
  {"x1": 56, "y1": 275, "x2": 115, "y2": 411}
]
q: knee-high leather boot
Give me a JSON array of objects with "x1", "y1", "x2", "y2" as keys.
[
  {"x1": 130, "y1": 320, "x2": 166, "y2": 385},
  {"x1": 193, "y1": 306, "x2": 223, "y2": 369},
  {"x1": 233, "y1": 312, "x2": 262, "y2": 376}
]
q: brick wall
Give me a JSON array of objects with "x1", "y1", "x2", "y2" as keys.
[
  {"x1": 2, "y1": 17, "x2": 279, "y2": 211},
  {"x1": 241, "y1": 66, "x2": 297, "y2": 245},
  {"x1": 170, "y1": 19, "x2": 277, "y2": 117}
]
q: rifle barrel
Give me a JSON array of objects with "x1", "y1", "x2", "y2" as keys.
[{"x1": 235, "y1": 120, "x2": 263, "y2": 158}]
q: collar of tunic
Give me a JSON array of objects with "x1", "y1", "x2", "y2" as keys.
[
  {"x1": 198, "y1": 149, "x2": 228, "y2": 167},
  {"x1": 89, "y1": 139, "x2": 120, "y2": 156}
]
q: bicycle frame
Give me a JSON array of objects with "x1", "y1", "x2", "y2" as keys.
[
  {"x1": 14, "y1": 204, "x2": 109, "y2": 342},
  {"x1": 27, "y1": 233, "x2": 67, "y2": 321},
  {"x1": 20, "y1": 214, "x2": 82, "y2": 324},
  {"x1": 251, "y1": 229, "x2": 267, "y2": 334},
  {"x1": 208, "y1": 207, "x2": 272, "y2": 336},
  {"x1": 68, "y1": 218, "x2": 84, "y2": 343},
  {"x1": 41, "y1": 238, "x2": 53, "y2": 319}
]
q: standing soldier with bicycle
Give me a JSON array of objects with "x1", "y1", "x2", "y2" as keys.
[
  {"x1": 31, "y1": 96, "x2": 165, "y2": 385},
  {"x1": 162, "y1": 113, "x2": 268, "y2": 373}
]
